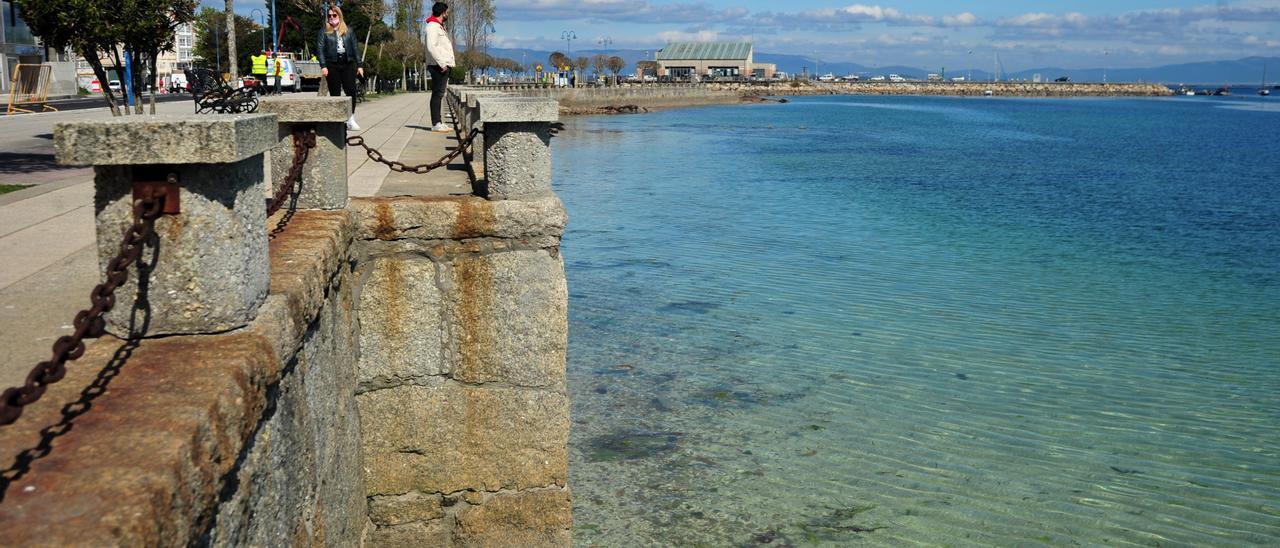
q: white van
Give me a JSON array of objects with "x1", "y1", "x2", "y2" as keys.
[
  {"x1": 265, "y1": 58, "x2": 302, "y2": 92},
  {"x1": 168, "y1": 72, "x2": 188, "y2": 93}
]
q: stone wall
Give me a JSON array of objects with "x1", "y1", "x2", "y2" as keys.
[
  {"x1": 0, "y1": 210, "x2": 368, "y2": 546},
  {"x1": 351, "y1": 196, "x2": 571, "y2": 545},
  {"x1": 0, "y1": 93, "x2": 571, "y2": 546}
]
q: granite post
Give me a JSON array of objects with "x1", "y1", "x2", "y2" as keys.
[
  {"x1": 54, "y1": 114, "x2": 277, "y2": 336},
  {"x1": 258, "y1": 96, "x2": 351, "y2": 210},
  {"x1": 474, "y1": 97, "x2": 559, "y2": 199}
]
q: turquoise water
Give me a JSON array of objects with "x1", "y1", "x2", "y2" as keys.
[{"x1": 554, "y1": 95, "x2": 1280, "y2": 546}]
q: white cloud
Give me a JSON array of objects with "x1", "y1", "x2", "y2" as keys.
[{"x1": 941, "y1": 12, "x2": 978, "y2": 27}]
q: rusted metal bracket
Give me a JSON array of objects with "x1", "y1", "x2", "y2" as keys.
[{"x1": 132, "y1": 170, "x2": 180, "y2": 214}]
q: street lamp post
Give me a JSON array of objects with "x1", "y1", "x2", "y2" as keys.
[
  {"x1": 597, "y1": 37, "x2": 612, "y2": 84},
  {"x1": 215, "y1": 20, "x2": 221, "y2": 74},
  {"x1": 271, "y1": 0, "x2": 280, "y2": 94},
  {"x1": 561, "y1": 31, "x2": 576, "y2": 87},
  {"x1": 251, "y1": 9, "x2": 265, "y2": 53}
]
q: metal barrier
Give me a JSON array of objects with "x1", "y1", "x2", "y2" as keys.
[{"x1": 4, "y1": 64, "x2": 58, "y2": 115}]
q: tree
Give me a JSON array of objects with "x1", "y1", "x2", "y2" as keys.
[
  {"x1": 453, "y1": 0, "x2": 495, "y2": 82},
  {"x1": 607, "y1": 55, "x2": 626, "y2": 80},
  {"x1": 194, "y1": 8, "x2": 258, "y2": 78},
  {"x1": 224, "y1": 0, "x2": 237, "y2": 82},
  {"x1": 18, "y1": 0, "x2": 196, "y2": 116},
  {"x1": 591, "y1": 54, "x2": 608, "y2": 78},
  {"x1": 637, "y1": 60, "x2": 659, "y2": 78},
  {"x1": 574, "y1": 56, "x2": 589, "y2": 73},
  {"x1": 548, "y1": 51, "x2": 568, "y2": 72}
]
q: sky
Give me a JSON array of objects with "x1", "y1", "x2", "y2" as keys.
[{"x1": 204, "y1": 0, "x2": 1280, "y2": 70}]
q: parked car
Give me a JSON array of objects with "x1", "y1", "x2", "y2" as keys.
[
  {"x1": 1055, "y1": 76, "x2": 1070, "y2": 82},
  {"x1": 108, "y1": 80, "x2": 121, "y2": 92}
]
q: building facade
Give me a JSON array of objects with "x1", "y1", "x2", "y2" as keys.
[
  {"x1": 1, "y1": 0, "x2": 42, "y2": 92},
  {"x1": 652, "y1": 42, "x2": 776, "y2": 80}
]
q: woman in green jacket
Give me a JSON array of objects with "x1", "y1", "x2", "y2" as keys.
[{"x1": 317, "y1": 6, "x2": 364, "y2": 130}]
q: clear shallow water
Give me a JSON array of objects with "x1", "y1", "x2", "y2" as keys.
[{"x1": 553, "y1": 95, "x2": 1280, "y2": 546}]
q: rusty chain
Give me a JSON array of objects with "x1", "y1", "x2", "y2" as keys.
[
  {"x1": 268, "y1": 127, "x2": 317, "y2": 218},
  {"x1": 0, "y1": 190, "x2": 166, "y2": 426},
  {"x1": 346, "y1": 128, "x2": 480, "y2": 175}
]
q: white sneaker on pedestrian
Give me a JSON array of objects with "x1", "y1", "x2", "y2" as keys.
[
  {"x1": 346, "y1": 116, "x2": 360, "y2": 131},
  {"x1": 431, "y1": 123, "x2": 451, "y2": 133}
]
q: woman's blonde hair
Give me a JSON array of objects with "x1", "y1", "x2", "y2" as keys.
[{"x1": 324, "y1": 6, "x2": 349, "y2": 36}]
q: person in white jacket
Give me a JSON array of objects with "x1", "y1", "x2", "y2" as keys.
[{"x1": 424, "y1": 2, "x2": 456, "y2": 132}]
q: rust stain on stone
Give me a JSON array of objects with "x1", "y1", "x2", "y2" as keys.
[
  {"x1": 381, "y1": 259, "x2": 408, "y2": 349},
  {"x1": 453, "y1": 254, "x2": 496, "y2": 383},
  {"x1": 452, "y1": 196, "x2": 497, "y2": 239},
  {"x1": 373, "y1": 201, "x2": 396, "y2": 241}
]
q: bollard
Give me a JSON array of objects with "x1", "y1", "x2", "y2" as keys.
[
  {"x1": 54, "y1": 114, "x2": 276, "y2": 337},
  {"x1": 258, "y1": 96, "x2": 351, "y2": 210},
  {"x1": 473, "y1": 97, "x2": 558, "y2": 199}
]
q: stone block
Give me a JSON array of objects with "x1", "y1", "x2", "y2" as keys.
[
  {"x1": 369, "y1": 492, "x2": 445, "y2": 526},
  {"x1": 55, "y1": 114, "x2": 276, "y2": 166},
  {"x1": 94, "y1": 158, "x2": 269, "y2": 336},
  {"x1": 453, "y1": 488, "x2": 572, "y2": 547},
  {"x1": 349, "y1": 195, "x2": 567, "y2": 242},
  {"x1": 357, "y1": 257, "x2": 446, "y2": 391},
  {"x1": 359, "y1": 384, "x2": 569, "y2": 495},
  {"x1": 258, "y1": 96, "x2": 351, "y2": 123},
  {"x1": 366, "y1": 520, "x2": 451, "y2": 547},
  {"x1": 268, "y1": 122, "x2": 349, "y2": 210},
  {"x1": 483, "y1": 122, "x2": 552, "y2": 198},
  {"x1": 474, "y1": 97, "x2": 558, "y2": 123},
  {"x1": 440, "y1": 249, "x2": 566, "y2": 388}
]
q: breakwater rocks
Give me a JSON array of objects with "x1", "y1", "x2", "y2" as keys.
[{"x1": 714, "y1": 81, "x2": 1174, "y2": 97}]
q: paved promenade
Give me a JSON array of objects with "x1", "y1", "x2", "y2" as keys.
[{"x1": 0, "y1": 92, "x2": 466, "y2": 387}]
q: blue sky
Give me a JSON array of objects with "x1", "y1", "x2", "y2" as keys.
[{"x1": 206, "y1": 0, "x2": 1280, "y2": 69}]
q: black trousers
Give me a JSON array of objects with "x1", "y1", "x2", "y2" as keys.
[
  {"x1": 429, "y1": 65, "x2": 449, "y2": 125},
  {"x1": 325, "y1": 62, "x2": 358, "y2": 114}
]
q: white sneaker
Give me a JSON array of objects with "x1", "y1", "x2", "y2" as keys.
[
  {"x1": 431, "y1": 123, "x2": 451, "y2": 133},
  {"x1": 346, "y1": 116, "x2": 360, "y2": 131}
]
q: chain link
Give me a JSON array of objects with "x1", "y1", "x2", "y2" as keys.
[
  {"x1": 0, "y1": 194, "x2": 165, "y2": 426},
  {"x1": 268, "y1": 128, "x2": 317, "y2": 218},
  {"x1": 346, "y1": 128, "x2": 480, "y2": 176}
]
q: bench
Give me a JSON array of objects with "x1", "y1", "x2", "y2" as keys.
[{"x1": 186, "y1": 68, "x2": 259, "y2": 114}]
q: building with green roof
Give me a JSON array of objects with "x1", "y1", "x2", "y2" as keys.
[{"x1": 651, "y1": 42, "x2": 775, "y2": 80}]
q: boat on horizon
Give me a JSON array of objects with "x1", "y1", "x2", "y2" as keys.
[{"x1": 1261, "y1": 65, "x2": 1271, "y2": 96}]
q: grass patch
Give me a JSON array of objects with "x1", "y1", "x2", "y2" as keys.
[{"x1": 0, "y1": 184, "x2": 33, "y2": 195}]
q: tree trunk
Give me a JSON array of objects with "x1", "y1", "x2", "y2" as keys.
[
  {"x1": 225, "y1": 0, "x2": 239, "y2": 84},
  {"x1": 79, "y1": 46, "x2": 119, "y2": 116},
  {"x1": 149, "y1": 53, "x2": 158, "y2": 115}
]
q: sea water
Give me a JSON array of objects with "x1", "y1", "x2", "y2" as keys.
[{"x1": 553, "y1": 95, "x2": 1280, "y2": 546}]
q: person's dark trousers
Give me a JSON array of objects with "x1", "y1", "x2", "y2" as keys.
[
  {"x1": 325, "y1": 62, "x2": 359, "y2": 114},
  {"x1": 429, "y1": 65, "x2": 449, "y2": 126}
]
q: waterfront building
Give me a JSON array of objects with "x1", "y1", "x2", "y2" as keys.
[
  {"x1": 653, "y1": 41, "x2": 775, "y2": 80},
  {"x1": 154, "y1": 23, "x2": 195, "y2": 88}
]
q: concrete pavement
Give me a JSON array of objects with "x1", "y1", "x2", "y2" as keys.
[{"x1": 0, "y1": 91, "x2": 467, "y2": 387}]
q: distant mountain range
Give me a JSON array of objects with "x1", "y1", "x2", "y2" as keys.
[{"x1": 489, "y1": 48, "x2": 1277, "y2": 85}]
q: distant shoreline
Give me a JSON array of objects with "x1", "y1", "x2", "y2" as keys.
[{"x1": 476, "y1": 82, "x2": 1176, "y2": 116}]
